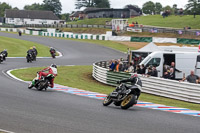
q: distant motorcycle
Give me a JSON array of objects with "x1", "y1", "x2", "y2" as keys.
[
  {"x1": 18, "y1": 31, "x2": 22, "y2": 36},
  {"x1": 32, "y1": 51, "x2": 37, "y2": 61},
  {"x1": 103, "y1": 83, "x2": 141, "y2": 109},
  {"x1": 0, "y1": 53, "x2": 5, "y2": 63},
  {"x1": 28, "y1": 73, "x2": 55, "y2": 91},
  {"x1": 26, "y1": 53, "x2": 33, "y2": 63},
  {"x1": 50, "y1": 51, "x2": 56, "y2": 58}
]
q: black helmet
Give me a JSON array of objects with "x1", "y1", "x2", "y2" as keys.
[{"x1": 50, "y1": 64, "x2": 57, "y2": 68}]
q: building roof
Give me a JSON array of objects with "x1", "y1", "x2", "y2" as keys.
[
  {"x1": 70, "y1": 11, "x2": 83, "y2": 17},
  {"x1": 83, "y1": 7, "x2": 129, "y2": 13},
  {"x1": 5, "y1": 9, "x2": 59, "y2": 20}
]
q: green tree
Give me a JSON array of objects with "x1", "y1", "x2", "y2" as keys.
[
  {"x1": 12, "y1": 7, "x2": 19, "y2": 10},
  {"x1": 43, "y1": 0, "x2": 62, "y2": 16},
  {"x1": 155, "y1": 2, "x2": 162, "y2": 14},
  {"x1": 94, "y1": 0, "x2": 110, "y2": 8},
  {"x1": 163, "y1": 5, "x2": 173, "y2": 12},
  {"x1": 185, "y1": 0, "x2": 200, "y2": 14},
  {"x1": 142, "y1": 1, "x2": 155, "y2": 14},
  {"x1": 75, "y1": 0, "x2": 110, "y2": 9},
  {"x1": 0, "y1": 2, "x2": 12, "y2": 17},
  {"x1": 60, "y1": 13, "x2": 70, "y2": 21},
  {"x1": 172, "y1": 4, "x2": 178, "y2": 15},
  {"x1": 24, "y1": 3, "x2": 45, "y2": 11}
]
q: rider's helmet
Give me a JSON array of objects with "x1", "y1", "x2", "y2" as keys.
[
  {"x1": 50, "y1": 64, "x2": 57, "y2": 68},
  {"x1": 4, "y1": 49, "x2": 7, "y2": 51},
  {"x1": 30, "y1": 47, "x2": 33, "y2": 50}
]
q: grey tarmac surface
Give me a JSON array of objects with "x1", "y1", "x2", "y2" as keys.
[{"x1": 0, "y1": 32, "x2": 199, "y2": 133}]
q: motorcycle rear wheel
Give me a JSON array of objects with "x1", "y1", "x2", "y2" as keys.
[
  {"x1": 37, "y1": 80, "x2": 48, "y2": 91},
  {"x1": 120, "y1": 94, "x2": 136, "y2": 109},
  {"x1": 103, "y1": 95, "x2": 113, "y2": 106}
]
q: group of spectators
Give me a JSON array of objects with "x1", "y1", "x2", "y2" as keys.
[
  {"x1": 109, "y1": 59, "x2": 200, "y2": 84},
  {"x1": 162, "y1": 10, "x2": 171, "y2": 18},
  {"x1": 108, "y1": 58, "x2": 158, "y2": 77}
]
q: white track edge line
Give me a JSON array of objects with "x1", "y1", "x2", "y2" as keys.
[{"x1": 0, "y1": 129, "x2": 15, "y2": 133}]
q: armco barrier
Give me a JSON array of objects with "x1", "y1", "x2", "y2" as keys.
[{"x1": 93, "y1": 62, "x2": 200, "y2": 104}]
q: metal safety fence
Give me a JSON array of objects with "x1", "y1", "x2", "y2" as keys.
[{"x1": 93, "y1": 61, "x2": 200, "y2": 104}]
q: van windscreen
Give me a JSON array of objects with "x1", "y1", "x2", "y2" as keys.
[{"x1": 146, "y1": 58, "x2": 161, "y2": 67}]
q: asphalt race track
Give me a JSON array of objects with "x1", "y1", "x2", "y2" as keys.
[{"x1": 0, "y1": 32, "x2": 199, "y2": 133}]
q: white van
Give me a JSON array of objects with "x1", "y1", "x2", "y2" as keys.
[{"x1": 139, "y1": 51, "x2": 200, "y2": 79}]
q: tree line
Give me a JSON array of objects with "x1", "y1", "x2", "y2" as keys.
[
  {"x1": 0, "y1": 0, "x2": 199, "y2": 20},
  {"x1": 142, "y1": 0, "x2": 200, "y2": 15}
]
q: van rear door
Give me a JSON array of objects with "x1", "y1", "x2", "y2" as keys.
[
  {"x1": 195, "y1": 55, "x2": 200, "y2": 75},
  {"x1": 176, "y1": 53, "x2": 196, "y2": 79}
]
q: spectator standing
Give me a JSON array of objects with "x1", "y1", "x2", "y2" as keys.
[
  {"x1": 163, "y1": 71, "x2": 170, "y2": 79},
  {"x1": 115, "y1": 60, "x2": 119, "y2": 72},
  {"x1": 140, "y1": 64, "x2": 146, "y2": 74},
  {"x1": 118, "y1": 59, "x2": 124, "y2": 72},
  {"x1": 170, "y1": 62, "x2": 181, "y2": 79},
  {"x1": 180, "y1": 70, "x2": 199, "y2": 84},
  {"x1": 168, "y1": 68, "x2": 174, "y2": 79},
  {"x1": 146, "y1": 67, "x2": 152, "y2": 77},
  {"x1": 127, "y1": 62, "x2": 134, "y2": 73},
  {"x1": 151, "y1": 66, "x2": 158, "y2": 77},
  {"x1": 136, "y1": 65, "x2": 141, "y2": 74},
  {"x1": 109, "y1": 60, "x2": 116, "y2": 71}
]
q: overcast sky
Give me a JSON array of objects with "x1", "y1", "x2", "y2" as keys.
[{"x1": 0, "y1": 0, "x2": 189, "y2": 13}]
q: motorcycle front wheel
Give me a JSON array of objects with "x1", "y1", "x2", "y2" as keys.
[
  {"x1": 120, "y1": 94, "x2": 136, "y2": 109},
  {"x1": 103, "y1": 95, "x2": 113, "y2": 106}
]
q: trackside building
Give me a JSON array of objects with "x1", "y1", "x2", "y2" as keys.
[{"x1": 5, "y1": 9, "x2": 60, "y2": 25}]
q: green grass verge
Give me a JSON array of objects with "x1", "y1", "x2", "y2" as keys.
[
  {"x1": 11, "y1": 66, "x2": 200, "y2": 111},
  {"x1": 66, "y1": 18, "x2": 113, "y2": 25},
  {"x1": 60, "y1": 28, "x2": 111, "y2": 34},
  {"x1": 129, "y1": 15, "x2": 200, "y2": 29},
  {"x1": 0, "y1": 36, "x2": 50, "y2": 57},
  {"x1": 66, "y1": 15, "x2": 200, "y2": 29}
]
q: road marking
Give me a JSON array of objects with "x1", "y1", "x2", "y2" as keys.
[
  {"x1": 6, "y1": 68, "x2": 200, "y2": 118},
  {"x1": 0, "y1": 129, "x2": 15, "y2": 133}
]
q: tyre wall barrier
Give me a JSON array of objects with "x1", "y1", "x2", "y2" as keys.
[{"x1": 93, "y1": 61, "x2": 200, "y2": 104}]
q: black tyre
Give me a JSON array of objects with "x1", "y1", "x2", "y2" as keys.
[
  {"x1": 120, "y1": 94, "x2": 136, "y2": 109},
  {"x1": 113, "y1": 101, "x2": 121, "y2": 106},
  {"x1": 37, "y1": 80, "x2": 48, "y2": 91},
  {"x1": 103, "y1": 95, "x2": 113, "y2": 106}
]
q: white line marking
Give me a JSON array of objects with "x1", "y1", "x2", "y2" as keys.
[{"x1": 0, "y1": 129, "x2": 15, "y2": 133}]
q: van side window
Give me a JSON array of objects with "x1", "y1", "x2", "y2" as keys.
[{"x1": 146, "y1": 58, "x2": 161, "y2": 67}]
